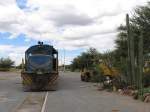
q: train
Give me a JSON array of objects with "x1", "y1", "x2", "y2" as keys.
[{"x1": 21, "y1": 42, "x2": 58, "y2": 91}]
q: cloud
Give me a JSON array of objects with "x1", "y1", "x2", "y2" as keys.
[
  {"x1": 0, "y1": 0, "x2": 147, "y2": 43},
  {"x1": 0, "y1": 0, "x2": 148, "y2": 64},
  {"x1": 55, "y1": 39, "x2": 89, "y2": 51},
  {"x1": 48, "y1": 5, "x2": 94, "y2": 27},
  {"x1": 0, "y1": 45, "x2": 28, "y2": 65},
  {"x1": 52, "y1": 13, "x2": 94, "y2": 27}
]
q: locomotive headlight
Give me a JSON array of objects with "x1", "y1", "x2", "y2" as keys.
[{"x1": 37, "y1": 70, "x2": 43, "y2": 75}]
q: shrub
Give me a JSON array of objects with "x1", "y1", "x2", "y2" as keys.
[
  {"x1": 143, "y1": 72, "x2": 150, "y2": 87},
  {"x1": 0, "y1": 58, "x2": 14, "y2": 71}
]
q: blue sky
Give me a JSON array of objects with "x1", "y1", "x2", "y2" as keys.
[
  {"x1": 0, "y1": 0, "x2": 147, "y2": 65},
  {"x1": 16, "y1": 0, "x2": 27, "y2": 9}
]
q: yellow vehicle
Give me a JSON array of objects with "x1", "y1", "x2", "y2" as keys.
[
  {"x1": 99, "y1": 63, "x2": 120, "y2": 88},
  {"x1": 99, "y1": 63, "x2": 120, "y2": 78},
  {"x1": 144, "y1": 60, "x2": 150, "y2": 73},
  {"x1": 80, "y1": 62, "x2": 120, "y2": 82},
  {"x1": 81, "y1": 68, "x2": 92, "y2": 82},
  {"x1": 143, "y1": 60, "x2": 150, "y2": 87}
]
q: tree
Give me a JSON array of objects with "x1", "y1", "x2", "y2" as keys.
[
  {"x1": 0, "y1": 58, "x2": 14, "y2": 71},
  {"x1": 71, "y1": 48, "x2": 100, "y2": 71},
  {"x1": 115, "y1": 2, "x2": 150, "y2": 85},
  {"x1": 116, "y1": 2, "x2": 150, "y2": 57}
]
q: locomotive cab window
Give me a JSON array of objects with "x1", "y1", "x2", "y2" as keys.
[{"x1": 53, "y1": 53, "x2": 58, "y2": 72}]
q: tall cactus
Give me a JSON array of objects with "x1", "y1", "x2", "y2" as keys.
[
  {"x1": 138, "y1": 31, "x2": 143, "y2": 95},
  {"x1": 126, "y1": 14, "x2": 135, "y2": 86},
  {"x1": 126, "y1": 14, "x2": 131, "y2": 84}
]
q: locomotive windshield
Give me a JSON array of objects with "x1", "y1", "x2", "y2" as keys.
[
  {"x1": 26, "y1": 54, "x2": 53, "y2": 72},
  {"x1": 28, "y1": 55, "x2": 51, "y2": 65}
]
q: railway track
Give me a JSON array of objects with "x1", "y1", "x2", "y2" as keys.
[{"x1": 13, "y1": 92, "x2": 48, "y2": 112}]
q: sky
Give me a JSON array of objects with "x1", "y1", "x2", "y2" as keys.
[{"x1": 0, "y1": 0, "x2": 148, "y2": 65}]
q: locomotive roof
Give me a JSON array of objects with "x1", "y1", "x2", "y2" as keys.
[{"x1": 25, "y1": 44, "x2": 57, "y2": 54}]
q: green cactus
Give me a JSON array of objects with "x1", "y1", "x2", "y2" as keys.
[
  {"x1": 138, "y1": 31, "x2": 143, "y2": 95},
  {"x1": 126, "y1": 14, "x2": 135, "y2": 85}
]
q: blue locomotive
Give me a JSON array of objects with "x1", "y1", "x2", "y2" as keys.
[{"x1": 21, "y1": 42, "x2": 58, "y2": 91}]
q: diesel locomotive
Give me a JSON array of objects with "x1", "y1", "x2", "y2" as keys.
[{"x1": 21, "y1": 42, "x2": 58, "y2": 91}]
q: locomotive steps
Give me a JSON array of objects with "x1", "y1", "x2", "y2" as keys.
[{"x1": 13, "y1": 92, "x2": 48, "y2": 112}]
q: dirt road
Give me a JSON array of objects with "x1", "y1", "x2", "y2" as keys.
[{"x1": 0, "y1": 71, "x2": 149, "y2": 112}]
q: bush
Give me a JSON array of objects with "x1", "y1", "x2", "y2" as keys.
[
  {"x1": 90, "y1": 65, "x2": 104, "y2": 82},
  {"x1": 91, "y1": 72, "x2": 102, "y2": 82},
  {"x1": 0, "y1": 58, "x2": 14, "y2": 71},
  {"x1": 16, "y1": 63, "x2": 23, "y2": 69},
  {"x1": 143, "y1": 72, "x2": 150, "y2": 87}
]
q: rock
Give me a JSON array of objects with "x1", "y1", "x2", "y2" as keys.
[
  {"x1": 132, "y1": 90, "x2": 138, "y2": 99},
  {"x1": 144, "y1": 95, "x2": 150, "y2": 103},
  {"x1": 98, "y1": 87, "x2": 104, "y2": 91},
  {"x1": 118, "y1": 89, "x2": 123, "y2": 95},
  {"x1": 144, "y1": 93, "x2": 150, "y2": 103},
  {"x1": 144, "y1": 93, "x2": 150, "y2": 97}
]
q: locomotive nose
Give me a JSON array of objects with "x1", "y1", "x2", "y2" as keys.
[{"x1": 34, "y1": 74, "x2": 49, "y2": 90}]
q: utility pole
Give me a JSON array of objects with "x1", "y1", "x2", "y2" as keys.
[
  {"x1": 61, "y1": 54, "x2": 63, "y2": 71},
  {"x1": 63, "y1": 49, "x2": 66, "y2": 72},
  {"x1": 22, "y1": 58, "x2": 24, "y2": 71}
]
